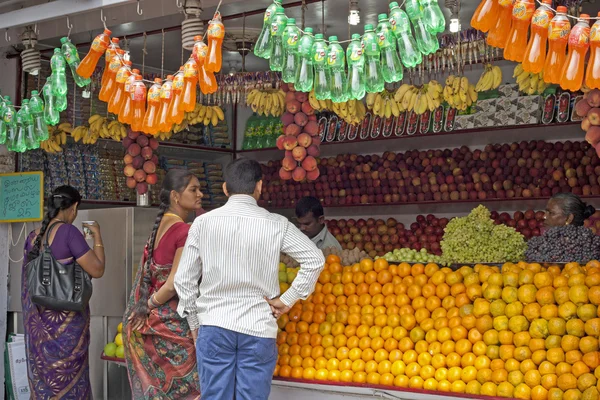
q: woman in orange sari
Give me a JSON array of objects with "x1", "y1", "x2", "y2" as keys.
[{"x1": 123, "y1": 169, "x2": 203, "y2": 399}]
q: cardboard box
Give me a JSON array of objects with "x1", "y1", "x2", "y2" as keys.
[
  {"x1": 497, "y1": 97, "x2": 519, "y2": 113},
  {"x1": 498, "y1": 84, "x2": 519, "y2": 98},
  {"x1": 494, "y1": 110, "x2": 517, "y2": 126},
  {"x1": 516, "y1": 95, "x2": 543, "y2": 124},
  {"x1": 454, "y1": 114, "x2": 475, "y2": 130}
]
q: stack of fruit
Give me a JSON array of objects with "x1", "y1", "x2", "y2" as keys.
[
  {"x1": 278, "y1": 84, "x2": 321, "y2": 182},
  {"x1": 514, "y1": 64, "x2": 549, "y2": 96},
  {"x1": 246, "y1": 88, "x2": 286, "y2": 117},
  {"x1": 443, "y1": 76, "x2": 478, "y2": 111},
  {"x1": 391, "y1": 82, "x2": 444, "y2": 116},
  {"x1": 380, "y1": 247, "x2": 446, "y2": 265},
  {"x1": 492, "y1": 210, "x2": 545, "y2": 241},
  {"x1": 103, "y1": 322, "x2": 125, "y2": 360},
  {"x1": 526, "y1": 225, "x2": 600, "y2": 263},
  {"x1": 308, "y1": 91, "x2": 366, "y2": 126},
  {"x1": 274, "y1": 255, "x2": 600, "y2": 400},
  {"x1": 475, "y1": 64, "x2": 503, "y2": 92},
  {"x1": 578, "y1": 89, "x2": 600, "y2": 156},
  {"x1": 39, "y1": 123, "x2": 70, "y2": 153},
  {"x1": 122, "y1": 130, "x2": 159, "y2": 195},
  {"x1": 279, "y1": 262, "x2": 298, "y2": 294}
]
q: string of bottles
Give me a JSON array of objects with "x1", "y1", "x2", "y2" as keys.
[
  {"x1": 471, "y1": 0, "x2": 600, "y2": 91},
  {"x1": 254, "y1": 0, "x2": 446, "y2": 101}
]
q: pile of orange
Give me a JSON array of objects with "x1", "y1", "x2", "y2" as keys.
[{"x1": 274, "y1": 255, "x2": 600, "y2": 400}]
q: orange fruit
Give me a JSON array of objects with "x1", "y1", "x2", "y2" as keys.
[{"x1": 558, "y1": 374, "x2": 578, "y2": 391}]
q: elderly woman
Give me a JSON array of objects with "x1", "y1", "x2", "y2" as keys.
[{"x1": 544, "y1": 192, "x2": 596, "y2": 228}]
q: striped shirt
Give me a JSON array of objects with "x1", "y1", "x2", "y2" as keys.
[{"x1": 174, "y1": 195, "x2": 325, "y2": 338}]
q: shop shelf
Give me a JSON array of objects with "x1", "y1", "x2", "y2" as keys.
[
  {"x1": 237, "y1": 122, "x2": 581, "y2": 162},
  {"x1": 157, "y1": 141, "x2": 234, "y2": 154},
  {"x1": 100, "y1": 353, "x2": 126, "y2": 366}
]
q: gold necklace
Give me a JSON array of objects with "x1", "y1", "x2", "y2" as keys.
[{"x1": 164, "y1": 212, "x2": 184, "y2": 221}]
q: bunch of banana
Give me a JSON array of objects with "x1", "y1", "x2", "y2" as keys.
[
  {"x1": 443, "y1": 75, "x2": 478, "y2": 111},
  {"x1": 513, "y1": 64, "x2": 549, "y2": 95},
  {"x1": 475, "y1": 63, "x2": 503, "y2": 92},
  {"x1": 393, "y1": 81, "x2": 443, "y2": 115},
  {"x1": 184, "y1": 104, "x2": 225, "y2": 127},
  {"x1": 366, "y1": 91, "x2": 399, "y2": 118},
  {"x1": 246, "y1": 89, "x2": 286, "y2": 117},
  {"x1": 307, "y1": 91, "x2": 366, "y2": 125},
  {"x1": 40, "y1": 124, "x2": 69, "y2": 153}
]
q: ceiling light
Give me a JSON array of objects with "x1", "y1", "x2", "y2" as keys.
[
  {"x1": 348, "y1": 0, "x2": 360, "y2": 25},
  {"x1": 449, "y1": 18, "x2": 461, "y2": 33},
  {"x1": 228, "y1": 63, "x2": 236, "y2": 76}
]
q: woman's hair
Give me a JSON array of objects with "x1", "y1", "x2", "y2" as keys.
[
  {"x1": 27, "y1": 185, "x2": 81, "y2": 260},
  {"x1": 132, "y1": 169, "x2": 195, "y2": 318},
  {"x1": 552, "y1": 192, "x2": 596, "y2": 226}
]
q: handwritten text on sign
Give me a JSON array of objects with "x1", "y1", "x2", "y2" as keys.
[{"x1": 0, "y1": 172, "x2": 43, "y2": 222}]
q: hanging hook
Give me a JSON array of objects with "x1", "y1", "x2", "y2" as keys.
[
  {"x1": 100, "y1": 9, "x2": 108, "y2": 30},
  {"x1": 33, "y1": 24, "x2": 38, "y2": 35},
  {"x1": 176, "y1": 0, "x2": 183, "y2": 8},
  {"x1": 137, "y1": 0, "x2": 143, "y2": 15},
  {"x1": 66, "y1": 16, "x2": 73, "y2": 37},
  {"x1": 5, "y1": 29, "x2": 10, "y2": 42}
]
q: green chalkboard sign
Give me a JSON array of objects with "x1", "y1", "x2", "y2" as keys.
[{"x1": 0, "y1": 171, "x2": 44, "y2": 223}]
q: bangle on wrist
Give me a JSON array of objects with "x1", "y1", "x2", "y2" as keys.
[
  {"x1": 94, "y1": 244, "x2": 104, "y2": 248},
  {"x1": 149, "y1": 294, "x2": 161, "y2": 308}
]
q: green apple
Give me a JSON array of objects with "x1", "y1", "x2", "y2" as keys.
[{"x1": 104, "y1": 342, "x2": 117, "y2": 357}]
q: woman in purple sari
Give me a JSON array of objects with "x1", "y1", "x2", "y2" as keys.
[{"x1": 22, "y1": 185, "x2": 106, "y2": 399}]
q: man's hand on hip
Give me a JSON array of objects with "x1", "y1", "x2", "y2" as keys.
[{"x1": 264, "y1": 296, "x2": 291, "y2": 319}]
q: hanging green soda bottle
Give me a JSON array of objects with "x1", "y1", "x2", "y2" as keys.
[
  {"x1": 60, "y1": 37, "x2": 91, "y2": 88},
  {"x1": 362, "y1": 24, "x2": 384, "y2": 93},
  {"x1": 347, "y1": 34, "x2": 365, "y2": 100},
  {"x1": 327, "y1": 36, "x2": 348, "y2": 103},
  {"x1": 254, "y1": 1, "x2": 281, "y2": 59},
  {"x1": 51, "y1": 49, "x2": 68, "y2": 96},
  {"x1": 294, "y1": 27, "x2": 315, "y2": 92},
  {"x1": 376, "y1": 14, "x2": 404, "y2": 83},
  {"x1": 20, "y1": 100, "x2": 38, "y2": 150},
  {"x1": 3, "y1": 99, "x2": 16, "y2": 151},
  {"x1": 389, "y1": 2, "x2": 422, "y2": 68},
  {"x1": 419, "y1": 0, "x2": 446, "y2": 34},
  {"x1": 29, "y1": 90, "x2": 49, "y2": 141},
  {"x1": 405, "y1": 0, "x2": 439, "y2": 55},
  {"x1": 0, "y1": 94, "x2": 6, "y2": 144},
  {"x1": 312, "y1": 34, "x2": 331, "y2": 100},
  {"x1": 282, "y1": 18, "x2": 301, "y2": 83},
  {"x1": 269, "y1": 7, "x2": 288, "y2": 72},
  {"x1": 42, "y1": 77, "x2": 60, "y2": 125},
  {"x1": 55, "y1": 93, "x2": 67, "y2": 112},
  {"x1": 15, "y1": 101, "x2": 30, "y2": 152}
]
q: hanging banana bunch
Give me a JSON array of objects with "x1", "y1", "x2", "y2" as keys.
[
  {"x1": 393, "y1": 81, "x2": 443, "y2": 115},
  {"x1": 443, "y1": 75, "x2": 478, "y2": 111},
  {"x1": 246, "y1": 89, "x2": 286, "y2": 117},
  {"x1": 308, "y1": 90, "x2": 366, "y2": 125},
  {"x1": 513, "y1": 64, "x2": 549, "y2": 95},
  {"x1": 40, "y1": 123, "x2": 70, "y2": 153},
  {"x1": 476, "y1": 63, "x2": 503, "y2": 92}
]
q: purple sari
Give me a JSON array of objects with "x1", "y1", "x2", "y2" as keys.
[{"x1": 22, "y1": 225, "x2": 93, "y2": 399}]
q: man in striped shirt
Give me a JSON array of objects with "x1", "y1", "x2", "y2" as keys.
[{"x1": 174, "y1": 158, "x2": 325, "y2": 400}]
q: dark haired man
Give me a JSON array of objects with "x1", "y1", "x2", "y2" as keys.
[
  {"x1": 295, "y1": 196, "x2": 342, "y2": 250},
  {"x1": 174, "y1": 158, "x2": 325, "y2": 400}
]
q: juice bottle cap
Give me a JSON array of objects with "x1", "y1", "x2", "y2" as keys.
[
  {"x1": 193, "y1": 35, "x2": 202, "y2": 41},
  {"x1": 352, "y1": 33, "x2": 361, "y2": 40},
  {"x1": 580, "y1": 14, "x2": 590, "y2": 19},
  {"x1": 167, "y1": 75, "x2": 174, "y2": 80},
  {"x1": 364, "y1": 24, "x2": 374, "y2": 31},
  {"x1": 315, "y1": 33, "x2": 324, "y2": 39},
  {"x1": 542, "y1": 0, "x2": 551, "y2": 4},
  {"x1": 389, "y1": 2, "x2": 399, "y2": 8},
  {"x1": 329, "y1": 36, "x2": 338, "y2": 42},
  {"x1": 305, "y1": 27, "x2": 313, "y2": 33},
  {"x1": 60, "y1": 37, "x2": 69, "y2": 44},
  {"x1": 556, "y1": 6, "x2": 567, "y2": 13},
  {"x1": 31, "y1": 90, "x2": 38, "y2": 95},
  {"x1": 132, "y1": 69, "x2": 140, "y2": 74},
  {"x1": 276, "y1": 6, "x2": 285, "y2": 13},
  {"x1": 597, "y1": 11, "x2": 600, "y2": 17},
  {"x1": 22, "y1": 99, "x2": 28, "y2": 104},
  {"x1": 103, "y1": 29, "x2": 112, "y2": 35},
  {"x1": 378, "y1": 13, "x2": 388, "y2": 21},
  {"x1": 287, "y1": 18, "x2": 296, "y2": 24}
]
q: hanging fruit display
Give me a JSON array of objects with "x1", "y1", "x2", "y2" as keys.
[
  {"x1": 308, "y1": 91, "x2": 366, "y2": 126},
  {"x1": 475, "y1": 64, "x2": 503, "y2": 92},
  {"x1": 39, "y1": 123, "x2": 71, "y2": 153},
  {"x1": 578, "y1": 89, "x2": 600, "y2": 155},
  {"x1": 514, "y1": 64, "x2": 549, "y2": 95},
  {"x1": 123, "y1": 131, "x2": 159, "y2": 195},
  {"x1": 443, "y1": 76, "x2": 478, "y2": 111},
  {"x1": 245, "y1": 89, "x2": 286, "y2": 117},
  {"x1": 392, "y1": 82, "x2": 443, "y2": 116}
]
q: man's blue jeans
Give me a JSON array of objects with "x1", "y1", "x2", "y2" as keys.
[{"x1": 196, "y1": 325, "x2": 278, "y2": 400}]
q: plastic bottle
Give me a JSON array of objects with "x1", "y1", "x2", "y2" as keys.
[
  {"x1": 181, "y1": 57, "x2": 198, "y2": 112},
  {"x1": 131, "y1": 76, "x2": 147, "y2": 132},
  {"x1": 362, "y1": 24, "x2": 384, "y2": 93},
  {"x1": 142, "y1": 78, "x2": 161, "y2": 135},
  {"x1": 377, "y1": 14, "x2": 404, "y2": 84},
  {"x1": 0, "y1": 95, "x2": 6, "y2": 144},
  {"x1": 254, "y1": 1, "x2": 280, "y2": 59},
  {"x1": 543, "y1": 7, "x2": 571, "y2": 84},
  {"x1": 51, "y1": 49, "x2": 67, "y2": 97},
  {"x1": 17, "y1": 100, "x2": 36, "y2": 151},
  {"x1": 108, "y1": 60, "x2": 132, "y2": 114},
  {"x1": 157, "y1": 75, "x2": 174, "y2": 133},
  {"x1": 405, "y1": 0, "x2": 439, "y2": 55},
  {"x1": 101, "y1": 38, "x2": 120, "y2": 88},
  {"x1": 206, "y1": 12, "x2": 225, "y2": 73},
  {"x1": 419, "y1": 0, "x2": 446, "y2": 34},
  {"x1": 269, "y1": 7, "x2": 288, "y2": 72},
  {"x1": 199, "y1": 64, "x2": 218, "y2": 95},
  {"x1": 60, "y1": 37, "x2": 91, "y2": 88},
  {"x1": 560, "y1": 15, "x2": 591, "y2": 92},
  {"x1": 192, "y1": 35, "x2": 208, "y2": 70},
  {"x1": 29, "y1": 90, "x2": 48, "y2": 141},
  {"x1": 327, "y1": 36, "x2": 347, "y2": 103},
  {"x1": 55, "y1": 93, "x2": 67, "y2": 113},
  {"x1": 346, "y1": 34, "x2": 365, "y2": 101},
  {"x1": 504, "y1": 0, "x2": 536, "y2": 62},
  {"x1": 77, "y1": 29, "x2": 112, "y2": 79},
  {"x1": 389, "y1": 2, "x2": 422, "y2": 68},
  {"x1": 522, "y1": 0, "x2": 554, "y2": 74},
  {"x1": 119, "y1": 69, "x2": 139, "y2": 124},
  {"x1": 42, "y1": 78, "x2": 59, "y2": 125},
  {"x1": 585, "y1": 13, "x2": 600, "y2": 90},
  {"x1": 486, "y1": 0, "x2": 514, "y2": 48},
  {"x1": 470, "y1": 0, "x2": 499, "y2": 33},
  {"x1": 3, "y1": 100, "x2": 17, "y2": 151},
  {"x1": 99, "y1": 49, "x2": 125, "y2": 102},
  {"x1": 312, "y1": 34, "x2": 331, "y2": 100},
  {"x1": 294, "y1": 27, "x2": 315, "y2": 92},
  {"x1": 282, "y1": 18, "x2": 301, "y2": 83},
  {"x1": 168, "y1": 68, "x2": 185, "y2": 124}
]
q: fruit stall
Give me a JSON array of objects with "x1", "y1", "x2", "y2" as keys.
[{"x1": 1, "y1": 0, "x2": 600, "y2": 399}]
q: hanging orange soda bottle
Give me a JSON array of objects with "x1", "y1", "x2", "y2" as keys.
[
  {"x1": 119, "y1": 69, "x2": 139, "y2": 124},
  {"x1": 504, "y1": 0, "x2": 536, "y2": 62},
  {"x1": 199, "y1": 65, "x2": 218, "y2": 95},
  {"x1": 543, "y1": 6, "x2": 571, "y2": 84},
  {"x1": 206, "y1": 12, "x2": 225, "y2": 73},
  {"x1": 158, "y1": 75, "x2": 174, "y2": 133},
  {"x1": 131, "y1": 76, "x2": 147, "y2": 132},
  {"x1": 77, "y1": 29, "x2": 112, "y2": 79},
  {"x1": 101, "y1": 38, "x2": 120, "y2": 88},
  {"x1": 108, "y1": 60, "x2": 131, "y2": 114},
  {"x1": 168, "y1": 68, "x2": 185, "y2": 125},
  {"x1": 142, "y1": 78, "x2": 162, "y2": 135},
  {"x1": 486, "y1": 0, "x2": 514, "y2": 48},
  {"x1": 470, "y1": 0, "x2": 499, "y2": 33},
  {"x1": 522, "y1": 0, "x2": 553, "y2": 74},
  {"x1": 560, "y1": 15, "x2": 591, "y2": 92},
  {"x1": 192, "y1": 35, "x2": 208, "y2": 68},
  {"x1": 180, "y1": 57, "x2": 198, "y2": 112},
  {"x1": 585, "y1": 13, "x2": 600, "y2": 90},
  {"x1": 99, "y1": 49, "x2": 124, "y2": 102}
]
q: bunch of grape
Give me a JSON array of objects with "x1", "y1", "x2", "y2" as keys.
[
  {"x1": 441, "y1": 205, "x2": 527, "y2": 264},
  {"x1": 379, "y1": 247, "x2": 447, "y2": 265},
  {"x1": 525, "y1": 225, "x2": 600, "y2": 263}
]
